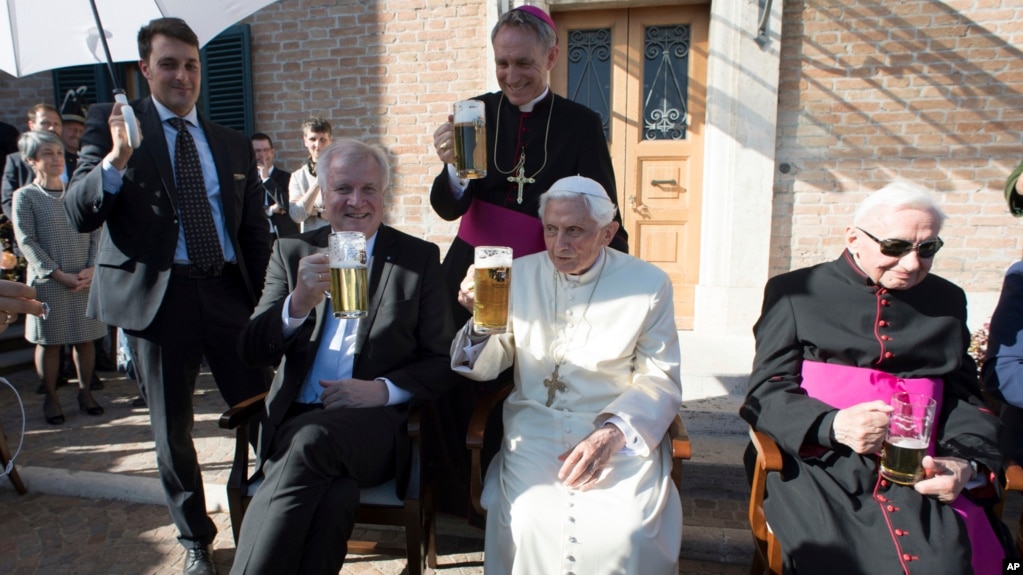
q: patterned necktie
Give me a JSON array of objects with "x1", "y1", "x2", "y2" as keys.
[{"x1": 169, "y1": 117, "x2": 224, "y2": 273}]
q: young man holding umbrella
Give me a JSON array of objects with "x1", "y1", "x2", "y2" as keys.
[{"x1": 66, "y1": 17, "x2": 270, "y2": 575}]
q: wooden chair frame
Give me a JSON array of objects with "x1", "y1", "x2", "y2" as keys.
[
  {"x1": 747, "y1": 428, "x2": 1023, "y2": 574},
  {"x1": 218, "y1": 392, "x2": 437, "y2": 575},
  {"x1": 465, "y1": 384, "x2": 692, "y2": 516}
]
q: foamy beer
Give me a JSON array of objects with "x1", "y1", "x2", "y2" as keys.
[
  {"x1": 473, "y1": 246, "x2": 512, "y2": 334},
  {"x1": 880, "y1": 392, "x2": 937, "y2": 485},
  {"x1": 328, "y1": 231, "x2": 368, "y2": 319},
  {"x1": 453, "y1": 99, "x2": 487, "y2": 180}
]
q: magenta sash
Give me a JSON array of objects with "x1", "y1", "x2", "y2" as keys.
[
  {"x1": 800, "y1": 361, "x2": 1003, "y2": 574},
  {"x1": 457, "y1": 199, "x2": 546, "y2": 257}
]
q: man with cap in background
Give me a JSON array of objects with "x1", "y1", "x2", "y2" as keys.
[
  {"x1": 59, "y1": 87, "x2": 89, "y2": 179},
  {"x1": 450, "y1": 175, "x2": 683, "y2": 574}
]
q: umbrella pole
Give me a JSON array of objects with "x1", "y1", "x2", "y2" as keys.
[
  {"x1": 88, "y1": 0, "x2": 122, "y2": 91},
  {"x1": 87, "y1": 0, "x2": 140, "y2": 148}
]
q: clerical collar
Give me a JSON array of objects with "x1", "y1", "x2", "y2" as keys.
[
  {"x1": 518, "y1": 86, "x2": 550, "y2": 113},
  {"x1": 558, "y1": 248, "x2": 606, "y2": 284}
]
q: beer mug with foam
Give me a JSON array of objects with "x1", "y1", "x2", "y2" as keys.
[
  {"x1": 880, "y1": 391, "x2": 936, "y2": 485},
  {"x1": 328, "y1": 231, "x2": 368, "y2": 318},
  {"x1": 453, "y1": 99, "x2": 487, "y2": 180},
  {"x1": 473, "y1": 246, "x2": 512, "y2": 334}
]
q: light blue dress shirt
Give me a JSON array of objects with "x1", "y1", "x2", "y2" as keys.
[
  {"x1": 100, "y1": 99, "x2": 237, "y2": 265},
  {"x1": 280, "y1": 232, "x2": 411, "y2": 406}
]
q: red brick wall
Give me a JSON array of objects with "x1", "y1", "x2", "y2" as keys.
[
  {"x1": 244, "y1": 0, "x2": 489, "y2": 249},
  {"x1": 0, "y1": 72, "x2": 53, "y2": 130},
  {"x1": 773, "y1": 0, "x2": 1023, "y2": 291}
]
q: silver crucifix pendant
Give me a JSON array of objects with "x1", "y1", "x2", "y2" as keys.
[{"x1": 506, "y1": 151, "x2": 534, "y2": 204}]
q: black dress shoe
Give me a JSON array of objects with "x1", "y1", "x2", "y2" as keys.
[{"x1": 182, "y1": 546, "x2": 218, "y2": 575}]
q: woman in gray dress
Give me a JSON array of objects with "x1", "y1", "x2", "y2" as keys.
[{"x1": 12, "y1": 131, "x2": 107, "y2": 424}]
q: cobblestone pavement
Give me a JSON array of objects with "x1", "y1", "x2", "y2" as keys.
[{"x1": 0, "y1": 366, "x2": 751, "y2": 574}]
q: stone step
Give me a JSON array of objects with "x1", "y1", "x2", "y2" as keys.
[
  {"x1": 683, "y1": 433, "x2": 751, "y2": 497},
  {"x1": 0, "y1": 322, "x2": 33, "y2": 373},
  {"x1": 681, "y1": 394, "x2": 747, "y2": 436}
]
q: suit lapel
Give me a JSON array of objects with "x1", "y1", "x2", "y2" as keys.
[
  {"x1": 355, "y1": 226, "x2": 395, "y2": 357},
  {"x1": 137, "y1": 99, "x2": 177, "y2": 213},
  {"x1": 306, "y1": 227, "x2": 332, "y2": 350},
  {"x1": 201, "y1": 116, "x2": 239, "y2": 238}
]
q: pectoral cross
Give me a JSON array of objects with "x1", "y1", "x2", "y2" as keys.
[
  {"x1": 543, "y1": 364, "x2": 567, "y2": 407},
  {"x1": 506, "y1": 151, "x2": 534, "y2": 204}
]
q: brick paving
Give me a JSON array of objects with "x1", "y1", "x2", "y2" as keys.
[{"x1": 0, "y1": 366, "x2": 751, "y2": 574}]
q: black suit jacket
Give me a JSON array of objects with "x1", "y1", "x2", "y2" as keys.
[
  {"x1": 238, "y1": 224, "x2": 455, "y2": 484},
  {"x1": 263, "y1": 167, "x2": 299, "y2": 237},
  {"x1": 2, "y1": 153, "x2": 32, "y2": 221},
  {"x1": 65, "y1": 97, "x2": 271, "y2": 330}
]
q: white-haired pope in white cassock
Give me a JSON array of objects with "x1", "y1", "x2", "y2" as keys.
[{"x1": 451, "y1": 175, "x2": 683, "y2": 574}]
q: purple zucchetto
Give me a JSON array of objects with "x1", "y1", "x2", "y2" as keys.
[{"x1": 514, "y1": 5, "x2": 557, "y2": 34}]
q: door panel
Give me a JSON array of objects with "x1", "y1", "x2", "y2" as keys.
[{"x1": 554, "y1": 5, "x2": 709, "y2": 329}]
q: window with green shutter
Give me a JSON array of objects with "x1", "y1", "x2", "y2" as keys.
[
  {"x1": 50, "y1": 24, "x2": 253, "y2": 134},
  {"x1": 200, "y1": 24, "x2": 253, "y2": 135}
]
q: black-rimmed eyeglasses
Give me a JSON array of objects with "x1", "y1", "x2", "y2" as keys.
[{"x1": 856, "y1": 228, "x2": 944, "y2": 259}]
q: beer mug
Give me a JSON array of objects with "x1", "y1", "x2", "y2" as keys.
[
  {"x1": 473, "y1": 246, "x2": 512, "y2": 334},
  {"x1": 328, "y1": 231, "x2": 368, "y2": 319},
  {"x1": 880, "y1": 392, "x2": 937, "y2": 485},
  {"x1": 453, "y1": 99, "x2": 487, "y2": 180}
]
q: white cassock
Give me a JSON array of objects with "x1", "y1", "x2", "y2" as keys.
[{"x1": 452, "y1": 248, "x2": 683, "y2": 575}]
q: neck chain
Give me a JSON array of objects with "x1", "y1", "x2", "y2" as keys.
[
  {"x1": 493, "y1": 92, "x2": 555, "y2": 204},
  {"x1": 543, "y1": 251, "x2": 607, "y2": 408}
]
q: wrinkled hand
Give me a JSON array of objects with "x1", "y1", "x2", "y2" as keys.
[
  {"x1": 914, "y1": 456, "x2": 974, "y2": 502},
  {"x1": 457, "y1": 265, "x2": 476, "y2": 312},
  {"x1": 289, "y1": 253, "x2": 330, "y2": 318},
  {"x1": 432, "y1": 115, "x2": 456, "y2": 165},
  {"x1": 320, "y1": 378, "x2": 389, "y2": 409},
  {"x1": 832, "y1": 400, "x2": 893, "y2": 454},
  {"x1": 557, "y1": 425, "x2": 626, "y2": 491},
  {"x1": 105, "y1": 101, "x2": 138, "y2": 170},
  {"x1": 0, "y1": 280, "x2": 44, "y2": 334}
]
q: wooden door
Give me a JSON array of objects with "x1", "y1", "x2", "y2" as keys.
[{"x1": 553, "y1": 5, "x2": 709, "y2": 329}]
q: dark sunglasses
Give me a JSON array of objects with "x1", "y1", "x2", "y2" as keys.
[{"x1": 856, "y1": 227, "x2": 943, "y2": 259}]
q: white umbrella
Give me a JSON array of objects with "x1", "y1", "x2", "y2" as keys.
[{"x1": 0, "y1": 0, "x2": 276, "y2": 78}]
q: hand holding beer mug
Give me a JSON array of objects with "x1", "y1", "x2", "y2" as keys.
[
  {"x1": 473, "y1": 246, "x2": 512, "y2": 334},
  {"x1": 453, "y1": 99, "x2": 487, "y2": 179},
  {"x1": 328, "y1": 231, "x2": 368, "y2": 318},
  {"x1": 880, "y1": 392, "x2": 937, "y2": 485}
]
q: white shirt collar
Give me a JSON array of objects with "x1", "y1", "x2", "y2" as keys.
[
  {"x1": 518, "y1": 86, "x2": 550, "y2": 113},
  {"x1": 152, "y1": 98, "x2": 200, "y2": 128}
]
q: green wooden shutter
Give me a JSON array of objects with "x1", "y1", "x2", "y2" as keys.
[
  {"x1": 52, "y1": 64, "x2": 122, "y2": 107},
  {"x1": 200, "y1": 24, "x2": 253, "y2": 135}
]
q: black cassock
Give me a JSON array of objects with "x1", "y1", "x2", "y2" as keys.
[
  {"x1": 430, "y1": 90, "x2": 628, "y2": 325},
  {"x1": 740, "y1": 251, "x2": 1013, "y2": 574}
]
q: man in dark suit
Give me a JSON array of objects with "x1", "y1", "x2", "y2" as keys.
[
  {"x1": 229, "y1": 139, "x2": 454, "y2": 575},
  {"x1": 65, "y1": 18, "x2": 270, "y2": 575},
  {"x1": 251, "y1": 132, "x2": 298, "y2": 239}
]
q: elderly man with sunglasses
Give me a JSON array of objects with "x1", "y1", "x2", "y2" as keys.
[{"x1": 740, "y1": 182, "x2": 1012, "y2": 574}]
